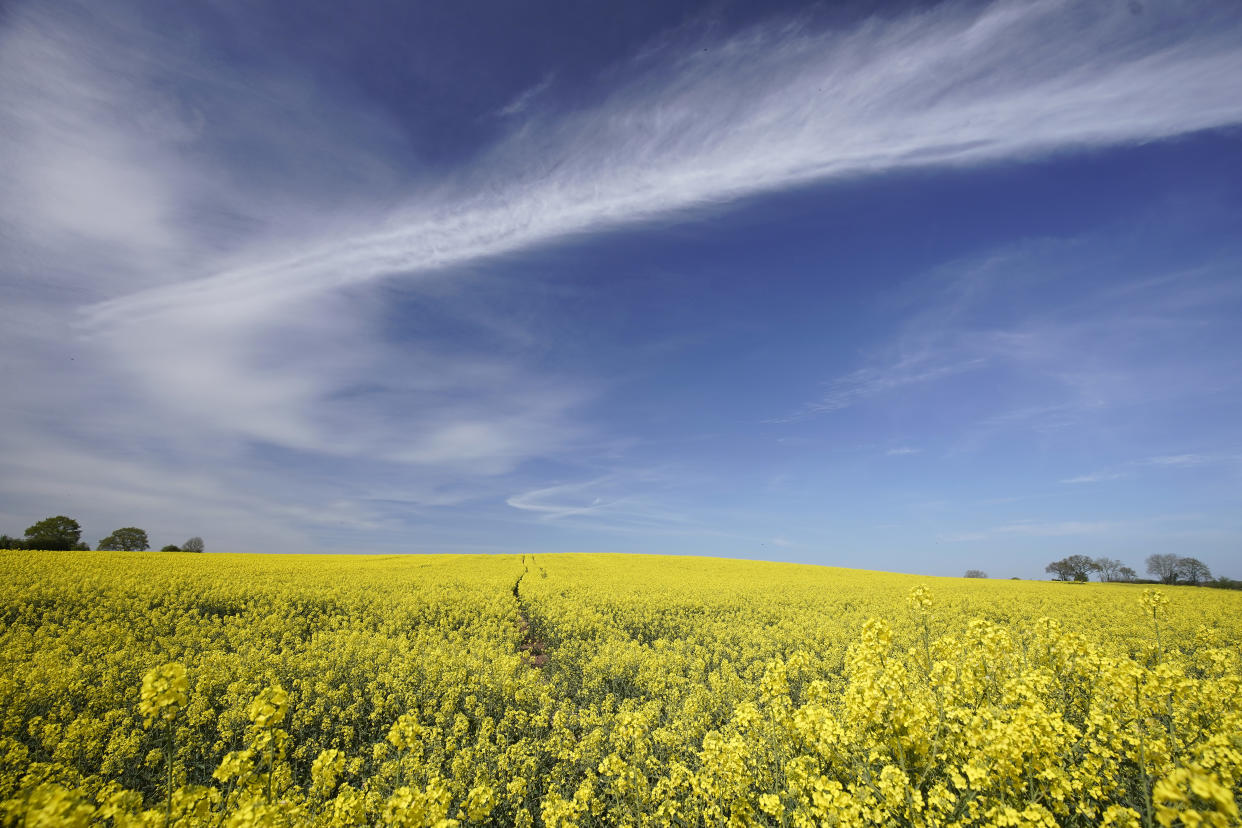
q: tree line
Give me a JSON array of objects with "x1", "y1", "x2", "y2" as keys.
[
  {"x1": 0, "y1": 515, "x2": 203, "y2": 553},
  {"x1": 1044, "y1": 553, "x2": 1239, "y2": 589}
]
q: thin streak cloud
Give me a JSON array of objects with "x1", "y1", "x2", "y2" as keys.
[
  {"x1": 1142, "y1": 453, "x2": 1242, "y2": 467},
  {"x1": 506, "y1": 476, "x2": 694, "y2": 532},
  {"x1": 1061, "y1": 472, "x2": 1125, "y2": 484},
  {"x1": 496, "y1": 74, "x2": 555, "y2": 118},
  {"x1": 89, "y1": 0, "x2": 1242, "y2": 326},
  {"x1": 772, "y1": 355, "x2": 987, "y2": 422},
  {"x1": 941, "y1": 520, "x2": 1120, "y2": 542}
]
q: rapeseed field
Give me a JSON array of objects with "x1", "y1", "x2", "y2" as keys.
[{"x1": 1, "y1": 550, "x2": 1238, "y2": 826}]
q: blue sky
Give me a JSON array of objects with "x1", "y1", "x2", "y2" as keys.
[{"x1": 1, "y1": 0, "x2": 1240, "y2": 577}]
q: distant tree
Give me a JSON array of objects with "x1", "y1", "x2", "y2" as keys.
[
  {"x1": 182, "y1": 537, "x2": 204, "y2": 554},
  {"x1": 1118, "y1": 565, "x2": 1137, "y2": 582},
  {"x1": 97, "y1": 527, "x2": 150, "y2": 551},
  {"x1": 1146, "y1": 553, "x2": 1181, "y2": 585},
  {"x1": 1093, "y1": 557, "x2": 1124, "y2": 582},
  {"x1": 1046, "y1": 555, "x2": 1094, "y2": 582},
  {"x1": 964, "y1": 569, "x2": 987, "y2": 578},
  {"x1": 0, "y1": 534, "x2": 25, "y2": 549},
  {"x1": 161, "y1": 544, "x2": 181, "y2": 552},
  {"x1": 1045, "y1": 560, "x2": 1072, "y2": 581},
  {"x1": 1176, "y1": 557, "x2": 1212, "y2": 586},
  {"x1": 23, "y1": 516, "x2": 82, "y2": 551}
]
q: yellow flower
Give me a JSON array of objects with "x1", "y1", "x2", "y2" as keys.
[
  {"x1": 1140, "y1": 588, "x2": 1169, "y2": 615},
  {"x1": 247, "y1": 685, "x2": 288, "y2": 729},
  {"x1": 138, "y1": 663, "x2": 188, "y2": 725},
  {"x1": 463, "y1": 785, "x2": 496, "y2": 822},
  {"x1": 759, "y1": 793, "x2": 784, "y2": 817},
  {"x1": 310, "y1": 748, "x2": 346, "y2": 794},
  {"x1": 906, "y1": 585, "x2": 933, "y2": 613}
]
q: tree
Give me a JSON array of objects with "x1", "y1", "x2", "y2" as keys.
[
  {"x1": 1118, "y1": 566, "x2": 1137, "y2": 582},
  {"x1": 1045, "y1": 560, "x2": 1072, "y2": 581},
  {"x1": 0, "y1": 534, "x2": 24, "y2": 549},
  {"x1": 1093, "y1": 557, "x2": 1124, "y2": 582},
  {"x1": 23, "y1": 516, "x2": 82, "y2": 551},
  {"x1": 161, "y1": 544, "x2": 181, "y2": 552},
  {"x1": 1046, "y1": 555, "x2": 1095, "y2": 582},
  {"x1": 964, "y1": 570, "x2": 987, "y2": 578},
  {"x1": 182, "y1": 537, "x2": 204, "y2": 554},
  {"x1": 97, "y1": 527, "x2": 150, "y2": 551},
  {"x1": 1176, "y1": 557, "x2": 1212, "y2": 586},
  {"x1": 1146, "y1": 553, "x2": 1181, "y2": 585}
]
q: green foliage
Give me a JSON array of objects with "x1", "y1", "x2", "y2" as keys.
[
  {"x1": 22, "y1": 515, "x2": 81, "y2": 551},
  {"x1": 97, "y1": 527, "x2": 150, "y2": 552},
  {"x1": 161, "y1": 545, "x2": 182, "y2": 552}
]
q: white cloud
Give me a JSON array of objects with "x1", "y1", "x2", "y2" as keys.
[
  {"x1": 505, "y1": 473, "x2": 699, "y2": 534},
  {"x1": 940, "y1": 520, "x2": 1119, "y2": 542},
  {"x1": 940, "y1": 512, "x2": 1220, "y2": 543},
  {"x1": 496, "y1": 74, "x2": 555, "y2": 118},
  {"x1": 781, "y1": 228, "x2": 1241, "y2": 437},
  {"x1": 773, "y1": 353, "x2": 987, "y2": 422},
  {"x1": 86, "y1": 0, "x2": 1242, "y2": 326},
  {"x1": 887, "y1": 447, "x2": 921, "y2": 456},
  {"x1": 1061, "y1": 472, "x2": 1124, "y2": 484},
  {"x1": 1142, "y1": 453, "x2": 1241, "y2": 467},
  {"x1": 1040, "y1": 454, "x2": 1242, "y2": 496}
]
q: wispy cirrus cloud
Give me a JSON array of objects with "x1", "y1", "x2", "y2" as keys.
[
  {"x1": 940, "y1": 520, "x2": 1121, "y2": 542},
  {"x1": 496, "y1": 73, "x2": 555, "y2": 118},
  {"x1": 772, "y1": 354, "x2": 987, "y2": 422},
  {"x1": 1142, "y1": 453, "x2": 1242, "y2": 467},
  {"x1": 1060, "y1": 451, "x2": 1242, "y2": 486},
  {"x1": 1061, "y1": 472, "x2": 1125, "y2": 484},
  {"x1": 86, "y1": 0, "x2": 1242, "y2": 325},
  {"x1": 777, "y1": 231, "x2": 1242, "y2": 452},
  {"x1": 505, "y1": 474, "x2": 695, "y2": 532},
  {"x1": 940, "y1": 512, "x2": 1214, "y2": 544}
]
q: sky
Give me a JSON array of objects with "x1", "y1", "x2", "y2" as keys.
[{"x1": 1, "y1": 0, "x2": 1240, "y2": 578}]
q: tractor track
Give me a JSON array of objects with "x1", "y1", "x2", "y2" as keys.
[{"x1": 514, "y1": 556, "x2": 549, "y2": 669}]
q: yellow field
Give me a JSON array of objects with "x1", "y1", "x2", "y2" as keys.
[{"x1": 1, "y1": 550, "x2": 1239, "y2": 827}]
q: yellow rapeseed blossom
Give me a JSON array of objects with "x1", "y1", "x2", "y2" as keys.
[
  {"x1": 248, "y1": 685, "x2": 289, "y2": 729},
  {"x1": 1, "y1": 549, "x2": 1241, "y2": 825},
  {"x1": 461, "y1": 784, "x2": 495, "y2": 822},
  {"x1": 906, "y1": 584, "x2": 933, "y2": 613},
  {"x1": 139, "y1": 662, "x2": 188, "y2": 725},
  {"x1": 1141, "y1": 587, "x2": 1170, "y2": 615}
]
